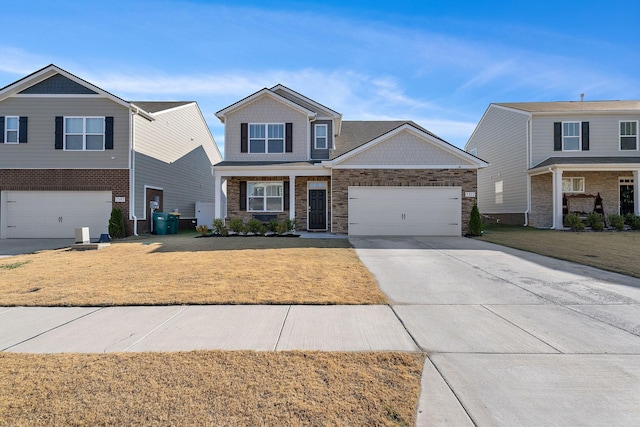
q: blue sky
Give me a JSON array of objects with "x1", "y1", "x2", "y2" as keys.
[{"x1": 2, "y1": 0, "x2": 639, "y2": 153}]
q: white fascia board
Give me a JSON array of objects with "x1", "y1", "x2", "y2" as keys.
[
  {"x1": 213, "y1": 165, "x2": 331, "y2": 177},
  {"x1": 529, "y1": 163, "x2": 640, "y2": 175},
  {"x1": 332, "y1": 123, "x2": 488, "y2": 168},
  {"x1": 332, "y1": 164, "x2": 485, "y2": 170},
  {"x1": 270, "y1": 84, "x2": 342, "y2": 118},
  {"x1": 215, "y1": 89, "x2": 317, "y2": 122}
]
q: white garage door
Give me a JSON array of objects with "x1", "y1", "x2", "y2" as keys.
[
  {"x1": 348, "y1": 186, "x2": 461, "y2": 236},
  {"x1": 5, "y1": 191, "x2": 112, "y2": 238}
]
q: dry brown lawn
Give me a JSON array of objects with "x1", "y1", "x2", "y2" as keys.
[
  {"x1": 0, "y1": 351, "x2": 424, "y2": 426},
  {"x1": 0, "y1": 234, "x2": 387, "y2": 306},
  {"x1": 479, "y1": 224, "x2": 640, "y2": 278}
]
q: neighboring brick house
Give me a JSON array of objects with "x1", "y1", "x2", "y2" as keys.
[
  {"x1": 465, "y1": 101, "x2": 640, "y2": 228},
  {"x1": 213, "y1": 85, "x2": 487, "y2": 235},
  {"x1": 0, "y1": 64, "x2": 221, "y2": 238}
]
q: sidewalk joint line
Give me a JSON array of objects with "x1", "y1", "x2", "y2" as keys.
[
  {"x1": 123, "y1": 305, "x2": 189, "y2": 352},
  {"x1": 427, "y1": 355, "x2": 479, "y2": 426},
  {"x1": 273, "y1": 305, "x2": 292, "y2": 351},
  {"x1": 389, "y1": 305, "x2": 422, "y2": 352}
]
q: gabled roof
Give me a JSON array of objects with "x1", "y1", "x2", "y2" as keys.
[
  {"x1": 331, "y1": 121, "x2": 488, "y2": 168},
  {"x1": 215, "y1": 87, "x2": 317, "y2": 122},
  {"x1": 332, "y1": 120, "x2": 449, "y2": 159},
  {"x1": 497, "y1": 100, "x2": 640, "y2": 113},
  {"x1": 0, "y1": 64, "x2": 130, "y2": 109}
]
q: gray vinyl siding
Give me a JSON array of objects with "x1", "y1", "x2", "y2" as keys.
[
  {"x1": 531, "y1": 113, "x2": 640, "y2": 166},
  {"x1": 271, "y1": 88, "x2": 336, "y2": 118},
  {"x1": 224, "y1": 96, "x2": 309, "y2": 161},
  {"x1": 133, "y1": 103, "x2": 221, "y2": 218},
  {"x1": 311, "y1": 120, "x2": 332, "y2": 160},
  {"x1": 0, "y1": 96, "x2": 129, "y2": 169},
  {"x1": 467, "y1": 106, "x2": 529, "y2": 214}
]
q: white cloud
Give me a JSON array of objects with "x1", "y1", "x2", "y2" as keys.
[{"x1": 0, "y1": 47, "x2": 50, "y2": 74}]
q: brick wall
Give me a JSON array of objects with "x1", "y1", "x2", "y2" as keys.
[
  {"x1": 529, "y1": 173, "x2": 553, "y2": 227},
  {"x1": 0, "y1": 169, "x2": 131, "y2": 234},
  {"x1": 331, "y1": 169, "x2": 478, "y2": 235}
]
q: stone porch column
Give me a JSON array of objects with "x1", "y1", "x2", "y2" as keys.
[
  {"x1": 289, "y1": 175, "x2": 296, "y2": 221},
  {"x1": 552, "y1": 168, "x2": 564, "y2": 229},
  {"x1": 214, "y1": 174, "x2": 223, "y2": 220},
  {"x1": 635, "y1": 170, "x2": 640, "y2": 216}
]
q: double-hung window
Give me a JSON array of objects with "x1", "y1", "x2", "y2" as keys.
[
  {"x1": 249, "y1": 123, "x2": 284, "y2": 153},
  {"x1": 247, "y1": 182, "x2": 283, "y2": 212},
  {"x1": 65, "y1": 117, "x2": 105, "y2": 150},
  {"x1": 562, "y1": 122, "x2": 581, "y2": 151},
  {"x1": 620, "y1": 121, "x2": 638, "y2": 151},
  {"x1": 562, "y1": 177, "x2": 584, "y2": 193},
  {"x1": 4, "y1": 116, "x2": 19, "y2": 143},
  {"x1": 315, "y1": 124, "x2": 328, "y2": 149}
]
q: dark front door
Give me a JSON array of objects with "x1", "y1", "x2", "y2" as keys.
[
  {"x1": 620, "y1": 184, "x2": 634, "y2": 215},
  {"x1": 308, "y1": 189, "x2": 326, "y2": 230}
]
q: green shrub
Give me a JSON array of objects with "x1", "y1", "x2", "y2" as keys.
[
  {"x1": 212, "y1": 218, "x2": 228, "y2": 236},
  {"x1": 285, "y1": 218, "x2": 298, "y2": 233},
  {"x1": 266, "y1": 219, "x2": 279, "y2": 233},
  {"x1": 275, "y1": 221, "x2": 289, "y2": 235},
  {"x1": 108, "y1": 207, "x2": 126, "y2": 238},
  {"x1": 565, "y1": 213, "x2": 585, "y2": 231},
  {"x1": 586, "y1": 212, "x2": 604, "y2": 231},
  {"x1": 625, "y1": 213, "x2": 640, "y2": 230},
  {"x1": 467, "y1": 204, "x2": 482, "y2": 236},
  {"x1": 228, "y1": 218, "x2": 244, "y2": 234},
  {"x1": 606, "y1": 213, "x2": 625, "y2": 231},
  {"x1": 247, "y1": 219, "x2": 266, "y2": 235}
]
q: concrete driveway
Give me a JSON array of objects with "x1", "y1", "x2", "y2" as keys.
[
  {"x1": 351, "y1": 236, "x2": 640, "y2": 426},
  {"x1": 0, "y1": 239, "x2": 75, "y2": 257}
]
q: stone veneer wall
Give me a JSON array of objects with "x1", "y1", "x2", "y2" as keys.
[
  {"x1": 529, "y1": 173, "x2": 553, "y2": 228},
  {"x1": 530, "y1": 171, "x2": 631, "y2": 228},
  {"x1": 225, "y1": 176, "x2": 332, "y2": 230},
  {"x1": 0, "y1": 169, "x2": 131, "y2": 235},
  {"x1": 331, "y1": 169, "x2": 478, "y2": 235}
]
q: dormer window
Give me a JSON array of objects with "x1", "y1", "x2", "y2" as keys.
[
  {"x1": 249, "y1": 123, "x2": 284, "y2": 153},
  {"x1": 315, "y1": 124, "x2": 327, "y2": 149}
]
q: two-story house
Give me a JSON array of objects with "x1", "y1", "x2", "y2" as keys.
[
  {"x1": 465, "y1": 101, "x2": 640, "y2": 228},
  {"x1": 213, "y1": 85, "x2": 487, "y2": 236},
  {"x1": 0, "y1": 64, "x2": 222, "y2": 239}
]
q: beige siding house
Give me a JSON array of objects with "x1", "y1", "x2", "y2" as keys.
[
  {"x1": 465, "y1": 101, "x2": 640, "y2": 228},
  {"x1": 0, "y1": 64, "x2": 221, "y2": 239},
  {"x1": 214, "y1": 86, "x2": 487, "y2": 236}
]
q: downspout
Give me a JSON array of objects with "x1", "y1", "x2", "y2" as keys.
[
  {"x1": 129, "y1": 109, "x2": 138, "y2": 236},
  {"x1": 524, "y1": 115, "x2": 532, "y2": 226}
]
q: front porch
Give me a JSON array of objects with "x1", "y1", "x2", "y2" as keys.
[{"x1": 529, "y1": 165, "x2": 640, "y2": 228}]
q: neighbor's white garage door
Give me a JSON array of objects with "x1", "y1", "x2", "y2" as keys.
[
  {"x1": 348, "y1": 186, "x2": 461, "y2": 236},
  {"x1": 5, "y1": 191, "x2": 112, "y2": 238}
]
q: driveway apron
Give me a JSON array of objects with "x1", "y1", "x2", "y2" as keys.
[{"x1": 351, "y1": 236, "x2": 640, "y2": 426}]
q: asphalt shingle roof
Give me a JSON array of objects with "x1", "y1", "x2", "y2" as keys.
[
  {"x1": 498, "y1": 100, "x2": 640, "y2": 113},
  {"x1": 532, "y1": 156, "x2": 640, "y2": 169},
  {"x1": 131, "y1": 101, "x2": 193, "y2": 113}
]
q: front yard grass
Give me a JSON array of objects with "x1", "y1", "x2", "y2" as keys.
[
  {"x1": 0, "y1": 233, "x2": 387, "y2": 306},
  {"x1": 478, "y1": 224, "x2": 640, "y2": 278},
  {"x1": 0, "y1": 351, "x2": 425, "y2": 426}
]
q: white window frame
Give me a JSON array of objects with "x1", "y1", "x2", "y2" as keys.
[
  {"x1": 248, "y1": 123, "x2": 285, "y2": 154},
  {"x1": 562, "y1": 121, "x2": 581, "y2": 151},
  {"x1": 619, "y1": 120, "x2": 638, "y2": 151},
  {"x1": 64, "y1": 116, "x2": 105, "y2": 151},
  {"x1": 314, "y1": 124, "x2": 328, "y2": 150},
  {"x1": 247, "y1": 181, "x2": 284, "y2": 212},
  {"x1": 4, "y1": 116, "x2": 19, "y2": 144},
  {"x1": 562, "y1": 177, "x2": 585, "y2": 193}
]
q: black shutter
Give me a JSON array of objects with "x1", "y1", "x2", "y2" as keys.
[
  {"x1": 0, "y1": 117, "x2": 4, "y2": 143},
  {"x1": 19, "y1": 117, "x2": 28, "y2": 143},
  {"x1": 553, "y1": 122, "x2": 562, "y2": 151},
  {"x1": 240, "y1": 123, "x2": 248, "y2": 152},
  {"x1": 284, "y1": 181, "x2": 290, "y2": 210},
  {"x1": 55, "y1": 116, "x2": 64, "y2": 149},
  {"x1": 239, "y1": 181, "x2": 247, "y2": 211},
  {"x1": 105, "y1": 116, "x2": 114, "y2": 149},
  {"x1": 582, "y1": 121, "x2": 589, "y2": 151},
  {"x1": 285, "y1": 123, "x2": 293, "y2": 152}
]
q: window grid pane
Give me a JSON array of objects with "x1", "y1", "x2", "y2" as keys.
[
  {"x1": 247, "y1": 182, "x2": 284, "y2": 212},
  {"x1": 6, "y1": 117, "x2": 18, "y2": 130}
]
